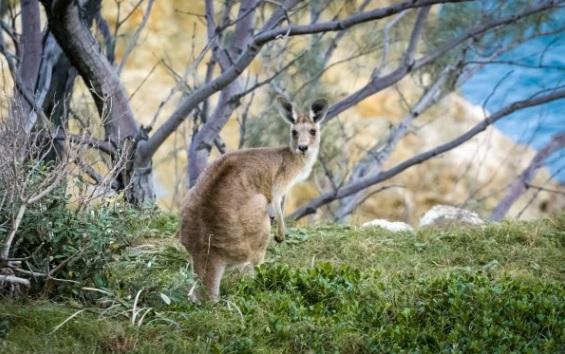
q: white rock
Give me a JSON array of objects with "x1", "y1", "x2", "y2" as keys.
[
  {"x1": 419, "y1": 205, "x2": 484, "y2": 227},
  {"x1": 362, "y1": 219, "x2": 414, "y2": 233}
]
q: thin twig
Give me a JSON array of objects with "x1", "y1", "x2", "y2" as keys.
[
  {"x1": 48, "y1": 310, "x2": 86, "y2": 334},
  {"x1": 118, "y1": 0, "x2": 155, "y2": 74}
]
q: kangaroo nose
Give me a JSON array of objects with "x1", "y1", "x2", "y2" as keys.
[{"x1": 298, "y1": 145, "x2": 308, "y2": 152}]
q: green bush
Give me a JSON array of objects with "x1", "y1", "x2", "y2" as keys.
[
  {"x1": 1, "y1": 197, "x2": 178, "y2": 297},
  {"x1": 223, "y1": 263, "x2": 565, "y2": 353},
  {"x1": 1, "y1": 212, "x2": 564, "y2": 353}
]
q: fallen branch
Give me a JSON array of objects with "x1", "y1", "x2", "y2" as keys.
[{"x1": 0, "y1": 274, "x2": 31, "y2": 287}]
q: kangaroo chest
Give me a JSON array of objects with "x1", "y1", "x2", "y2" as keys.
[{"x1": 273, "y1": 151, "x2": 317, "y2": 200}]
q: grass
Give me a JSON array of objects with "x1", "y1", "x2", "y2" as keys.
[{"x1": 1, "y1": 212, "x2": 564, "y2": 353}]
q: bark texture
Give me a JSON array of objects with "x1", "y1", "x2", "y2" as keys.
[
  {"x1": 41, "y1": 0, "x2": 155, "y2": 204},
  {"x1": 16, "y1": 0, "x2": 42, "y2": 130}
]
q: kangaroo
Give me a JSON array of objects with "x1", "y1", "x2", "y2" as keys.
[{"x1": 179, "y1": 96, "x2": 329, "y2": 302}]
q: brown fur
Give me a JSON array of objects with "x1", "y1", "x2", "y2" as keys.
[{"x1": 180, "y1": 97, "x2": 329, "y2": 302}]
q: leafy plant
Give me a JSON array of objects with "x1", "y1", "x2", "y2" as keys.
[
  {"x1": 1, "y1": 213, "x2": 564, "y2": 353},
  {"x1": 1, "y1": 200, "x2": 178, "y2": 297}
]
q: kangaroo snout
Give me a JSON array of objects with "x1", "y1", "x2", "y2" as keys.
[{"x1": 298, "y1": 145, "x2": 308, "y2": 153}]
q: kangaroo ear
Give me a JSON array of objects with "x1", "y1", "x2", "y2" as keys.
[
  {"x1": 310, "y1": 98, "x2": 329, "y2": 123},
  {"x1": 276, "y1": 96, "x2": 296, "y2": 124}
]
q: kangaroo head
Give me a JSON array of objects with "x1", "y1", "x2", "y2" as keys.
[{"x1": 276, "y1": 96, "x2": 329, "y2": 157}]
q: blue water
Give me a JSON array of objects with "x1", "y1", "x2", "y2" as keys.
[{"x1": 461, "y1": 34, "x2": 565, "y2": 183}]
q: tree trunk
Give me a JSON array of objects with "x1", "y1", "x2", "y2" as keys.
[
  {"x1": 188, "y1": 82, "x2": 240, "y2": 186},
  {"x1": 39, "y1": 0, "x2": 100, "y2": 127},
  {"x1": 186, "y1": 0, "x2": 256, "y2": 187},
  {"x1": 32, "y1": 0, "x2": 102, "y2": 164},
  {"x1": 43, "y1": 0, "x2": 138, "y2": 139},
  {"x1": 41, "y1": 0, "x2": 155, "y2": 205},
  {"x1": 39, "y1": 38, "x2": 76, "y2": 127},
  {"x1": 15, "y1": 0, "x2": 42, "y2": 131}
]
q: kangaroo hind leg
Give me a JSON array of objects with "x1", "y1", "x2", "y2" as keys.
[{"x1": 190, "y1": 252, "x2": 227, "y2": 304}]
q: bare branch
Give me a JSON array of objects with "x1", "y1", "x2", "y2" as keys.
[
  {"x1": 515, "y1": 159, "x2": 565, "y2": 219},
  {"x1": 115, "y1": 0, "x2": 144, "y2": 29},
  {"x1": 96, "y1": 11, "x2": 115, "y2": 63},
  {"x1": 375, "y1": 11, "x2": 408, "y2": 76},
  {"x1": 322, "y1": 0, "x2": 372, "y2": 63},
  {"x1": 231, "y1": 50, "x2": 307, "y2": 103},
  {"x1": 143, "y1": 0, "x2": 470, "y2": 160},
  {"x1": 465, "y1": 59, "x2": 565, "y2": 71},
  {"x1": 403, "y1": 6, "x2": 431, "y2": 66},
  {"x1": 256, "y1": 0, "x2": 469, "y2": 39},
  {"x1": 117, "y1": 0, "x2": 155, "y2": 74},
  {"x1": 0, "y1": 19, "x2": 18, "y2": 53},
  {"x1": 1, "y1": 204, "x2": 27, "y2": 260},
  {"x1": 0, "y1": 39, "x2": 51, "y2": 129},
  {"x1": 187, "y1": 0, "x2": 259, "y2": 186},
  {"x1": 327, "y1": 0, "x2": 562, "y2": 121},
  {"x1": 238, "y1": 90, "x2": 255, "y2": 149},
  {"x1": 335, "y1": 65, "x2": 454, "y2": 221},
  {"x1": 491, "y1": 133, "x2": 565, "y2": 221},
  {"x1": 525, "y1": 183, "x2": 565, "y2": 195},
  {"x1": 54, "y1": 132, "x2": 117, "y2": 157},
  {"x1": 290, "y1": 85, "x2": 565, "y2": 220},
  {"x1": 128, "y1": 60, "x2": 159, "y2": 101},
  {"x1": 42, "y1": 0, "x2": 139, "y2": 141},
  {"x1": 0, "y1": 275, "x2": 30, "y2": 288},
  {"x1": 75, "y1": 157, "x2": 105, "y2": 186},
  {"x1": 28, "y1": 164, "x2": 68, "y2": 204}
]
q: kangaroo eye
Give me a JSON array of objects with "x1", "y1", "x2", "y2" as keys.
[
  {"x1": 292, "y1": 130, "x2": 298, "y2": 137},
  {"x1": 309, "y1": 129, "x2": 316, "y2": 136}
]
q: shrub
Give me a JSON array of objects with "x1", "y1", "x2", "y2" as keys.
[
  {"x1": 1, "y1": 197, "x2": 178, "y2": 298},
  {"x1": 1, "y1": 215, "x2": 564, "y2": 353},
  {"x1": 208, "y1": 261, "x2": 564, "y2": 353}
]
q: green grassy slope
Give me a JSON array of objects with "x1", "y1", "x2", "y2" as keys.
[{"x1": 1, "y1": 214, "x2": 564, "y2": 353}]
